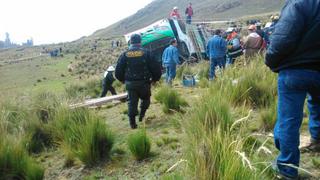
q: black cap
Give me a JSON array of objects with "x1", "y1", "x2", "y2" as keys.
[
  {"x1": 130, "y1": 34, "x2": 141, "y2": 44},
  {"x1": 170, "y1": 39, "x2": 177, "y2": 45}
]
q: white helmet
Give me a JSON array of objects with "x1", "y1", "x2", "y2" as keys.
[
  {"x1": 107, "y1": 66, "x2": 115, "y2": 72},
  {"x1": 226, "y1": 27, "x2": 234, "y2": 33},
  {"x1": 173, "y1": 6, "x2": 178, "y2": 10}
]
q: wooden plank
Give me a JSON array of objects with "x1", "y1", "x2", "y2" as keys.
[{"x1": 70, "y1": 93, "x2": 128, "y2": 108}]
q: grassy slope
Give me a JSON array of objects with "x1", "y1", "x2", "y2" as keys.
[
  {"x1": 0, "y1": 55, "x2": 76, "y2": 96},
  {"x1": 91, "y1": 0, "x2": 285, "y2": 38}
]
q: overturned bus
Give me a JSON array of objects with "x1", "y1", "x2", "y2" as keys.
[{"x1": 124, "y1": 18, "x2": 210, "y2": 63}]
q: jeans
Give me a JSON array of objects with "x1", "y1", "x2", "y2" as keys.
[
  {"x1": 226, "y1": 56, "x2": 235, "y2": 66},
  {"x1": 186, "y1": 16, "x2": 192, "y2": 24},
  {"x1": 275, "y1": 69, "x2": 320, "y2": 177},
  {"x1": 165, "y1": 64, "x2": 177, "y2": 85},
  {"x1": 209, "y1": 57, "x2": 225, "y2": 80}
]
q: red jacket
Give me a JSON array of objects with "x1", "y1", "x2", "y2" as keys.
[{"x1": 170, "y1": 10, "x2": 181, "y2": 19}]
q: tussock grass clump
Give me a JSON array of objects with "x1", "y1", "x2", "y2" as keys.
[
  {"x1": 24, "y1": 121, "x2": 54, "y2": 154},
  {"x1": 53, "y1": 107, "x2": 114, "y2": 166},
  {"x1": 0, "y1": 140, "x2": 44, "y2": 180},
  {"x1": 176, "y1": 64, "x2": 192, "y2": 79},
  {"x1": 258, "y1": 100, "x2": 277, "y2": 132},
  {"x1": 127, "y1": 129, "x2": 151, "y2": 161},
  {"x1": 185, "y1": 92, "x2": 258, "y2": 179},
  {"x1": 155, "y1": 86, "x2": 188, "y2": 113},
  {"x1": 32, "y1": 91, "x2": 60, "y2": 123},
  {"x1": 0, "y1": 101, "x2": 29, "y2": 135},
  {"x1": 75, "y1": 119, "x2": 114, "y2": 166},
  {"x1": 212, "y1": 58, "x2": 277, "y2": 108},
  {"x1": 195, "y1": 61, "x2": 210, "y2": 80}
]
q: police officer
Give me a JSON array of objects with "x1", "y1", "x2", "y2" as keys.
[{"x1": 115, "y1": 34, "x2": 161, "y2": 129}]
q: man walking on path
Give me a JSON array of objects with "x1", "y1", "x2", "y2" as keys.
[
  {"x1": 162, "y1": 39, "x2": 180, "y2": 85},
  {"x1": 115, "y1": 34, "x2": 161, "y2": 129},
  {"x1": 265, "y1": 0, "x2": 320, "y2": 179},
  {"x1": 206, "y1": 29, "x2": 227, "y2": 80},
  {"x1": 100, "y1": 66, "x2": 117, "y2": 97},
  {"x1": 185, "y1": 3, "x2": 193, "y2": 24}
]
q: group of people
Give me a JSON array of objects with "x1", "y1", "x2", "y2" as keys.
[
  {"x1": 101, "y1": 1, "x2": 320, "y2": 179},
  {"x1": 170, "y1": 3, "x2": 194, "y2": 24},
  {"x1": 207, "y1": 22, "x2": 273, "y2": 80},
  {"x1": 111, "y1": 40, "x2": 122, "y2": 48}
]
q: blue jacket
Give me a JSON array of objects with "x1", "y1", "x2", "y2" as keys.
[
  {"x1": 265, "y1": 0, "x2": 320, "y2": 72},
  {"x1": 162, "y1": 45, "x2": 180, "y2": 66},
  {"x1": 207, "y1": 35, "x2": 227, "y2": 59}
]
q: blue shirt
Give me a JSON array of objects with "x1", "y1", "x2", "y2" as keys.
[
  {"x1": 206, "y1": 35, "x2": 227, "y2": 59},
  {"x1": 162, "y1": 45, "x2": 180, "y2": 66}
]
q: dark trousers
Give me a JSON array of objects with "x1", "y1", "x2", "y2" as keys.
[
  {"x1": 101, "y1": 82, "x2": 117, "y2": 97},
  {"x1": 126, "y1": 82, "x2": 151, "y2": 124},
  {"x1": 275, "y1": 69, "x2": 320, "y2": 177},
  {"x1": 186, "y1": 15, "x2": 192, "y2": 24}
]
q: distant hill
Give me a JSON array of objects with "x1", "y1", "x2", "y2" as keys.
[{"x1": 91, "y1": 0, "x2": 285, "y2": 38}]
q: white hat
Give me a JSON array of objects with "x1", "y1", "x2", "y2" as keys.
[
  {"x1": 173, "y1": 6, "x2": 178, "y2": 10},
  {"x1": 226, "y1": 27, "x2": 234, "y2": 33},
  {"x1": 107, "y1": 66, "x2": 115, "y2": 72}
]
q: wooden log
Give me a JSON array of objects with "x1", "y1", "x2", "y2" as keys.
[{"x1": 70, "y1": 93, "x2": 128, "y2": 108}]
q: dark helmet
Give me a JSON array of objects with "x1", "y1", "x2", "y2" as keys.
[{"x1": 130, "y1": 34, "x2": 141, "y2": 44}]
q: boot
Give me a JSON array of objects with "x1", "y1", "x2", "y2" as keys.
[
  {"x1": 129, "y1": 116, "x2": 137, "y2": 129},
  {"x1": 300, "y1": 138, "x2": 320, "y2": 153}
]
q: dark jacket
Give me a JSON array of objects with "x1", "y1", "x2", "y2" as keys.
[
  {"x1": 265, "y1": 0, "x2": 320, "y2": 72},
  {"x1": 104, "y1": 72, "x2": 115, "y2": 86},
  {"x1": 115, "y1": 45, "x2": 162, "y2": 83}
]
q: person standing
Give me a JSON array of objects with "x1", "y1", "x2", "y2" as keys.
[
  {"x1": 162, "y1": 39, "x2": 180, "y2": 85},
  {"x1": 100, "y1": 66, "x2": 117, "y2": 97},
  {"x1": 185, "y1": 3, "x2": 193, "y2": 24},
  {"x1": 243, "y1": 25, "x2": 263, "y2": 59},
  {"x1": 115, "y1": 34, "x2": 161, "y2": 129},
  {"x1": 170, "y1": 6, "x2": 181, "y2": 19},
  {"x1": 265, "y1": 0, "x2": 320, "y2": 179},
  {"x1": 225, "y1": 28, "x2": 242, "y2": 65},
  {"x1": 206, "y1": 29, "x2": 227, "y2": 80}
]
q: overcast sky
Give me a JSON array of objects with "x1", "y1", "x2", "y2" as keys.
[{"x1": 0, "y1": 0, "x2": 152, "y2": 45}]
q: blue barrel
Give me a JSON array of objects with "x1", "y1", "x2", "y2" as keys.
[{"x1": 182, "y1": 75, "x2": 196, "y2": 87}]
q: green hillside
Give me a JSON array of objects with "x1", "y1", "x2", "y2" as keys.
[{"x1": 92, "y1": 0, "x2": 285, "y2": 38}]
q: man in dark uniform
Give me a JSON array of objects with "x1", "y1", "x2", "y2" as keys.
[
  {"x1": 100, "y1": 66, "x2": 117, "y2": 97},
  {"x1": 115, "y1": 34, "x2": 161, "y2": 129}
]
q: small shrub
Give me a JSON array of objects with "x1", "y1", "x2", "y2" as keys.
[
  {"x1": 155, "y1": 86, "x2": 188, "y2": 113},
  {"x1": 127, "y1": 129, "x2": 151, "y2": 161},
  {"x1": 0, "y1": 140, "x2": 44, "y2": 180}
]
